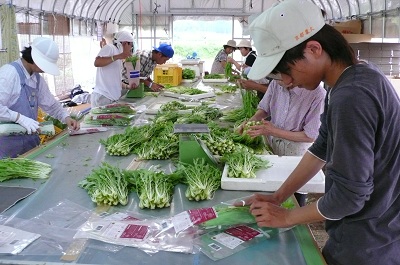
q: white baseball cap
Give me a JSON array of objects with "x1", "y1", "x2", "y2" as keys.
[
  {"x1": 116, "y1": 31, "x2": 134, "y2": 42},
  {"x1": 31, "y1": 37, "x2": 60, "y2": 76},
  {"x1": 248, "y1": 0, "x2": 325, "y2": 80}
]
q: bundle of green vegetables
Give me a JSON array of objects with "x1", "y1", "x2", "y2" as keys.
[
  {"x1": 84, "y1": 114, "x2": 133, "y2": 126},
  {"x1": 215, "y1": 84, "x2": 238, "y2": 93},
  {"x1": 164, "y1": 86, "x2": 205, "y2": 95},
  {"x1": 191, "y1": 104, "x2": 223, "y2": 121},
  {"x1": 203, "y1": 74, "x2": 226, "y2": 79},
  {"x1": 182, "y1": 68, "x2": 196, "y2": 79},
  {"x1": 0, "y1": 158, "x2": 52, "y2": 182},
  {"x1": 100, "y1": 122, "x2": 176, "y2": 157},
  {"x1": 176, "y1": 158, "x2": 222, "y2": 201},
  {"x1": 221, "y1": 150, "x2": 270, "y2": 178},
  {"x1": 200, "y1": 205, "x2": 255, "y2": 228},
  {"x1": 200, "y1": 198, "x2": 296, "y2": 228},
  {"x1": 199, "y1": 134, "x2": 236, "y2": 156},
  {"x1": 125, "y1": 55, "x2": 139, "y2": 68},
  {"x1": 91, "y1": 103, "x2": 136, "y2": 114},
  {"x1": 78, "y1": 162, "x2": 129, "y2": 206},
  {"x1": 135, "y1": 133, "x2": 179, "y2": 160},
  {"x1": 159, "y1": 101, "x2": 187, "y2": 112},
  {"x1": 222, "y1": 89, "x2": 259, "y2": 123},
  {"x1": 224, "y1": 62, "x2": 233, "y2": 80},
  {"x1": 125, "y1": 168, "x2": 183, "y2": 209}
]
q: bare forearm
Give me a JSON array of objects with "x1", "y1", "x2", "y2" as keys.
[{"x1": 287, "y1": 202, "x2": 326, "y2": 226}]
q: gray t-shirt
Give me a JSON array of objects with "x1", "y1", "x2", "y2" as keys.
[{"x1": 309, "y1": 63, "x2": 400, "y2": 265}]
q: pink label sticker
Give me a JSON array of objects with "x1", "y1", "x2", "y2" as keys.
[
  {"x1": 120, "y1": 224, "x2": 148, "y2": 239},
  {"x1": 224, "y1": 225, "x2": 260, "y2": 241},
  {"x1": 188, "y1": 208, "x2": 217, "y2": 225}
]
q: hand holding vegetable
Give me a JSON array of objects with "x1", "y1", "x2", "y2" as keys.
[{"x1": 246, "y1": 120, "x2": 277, "y2": 138}]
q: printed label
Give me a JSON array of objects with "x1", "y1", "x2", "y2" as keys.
[
  {"x1": 224, "y1": 225, "x2": 261, "y2": 241},
  {"x1": 212, "y1": 233, "x2": 244, "y2": 249}
]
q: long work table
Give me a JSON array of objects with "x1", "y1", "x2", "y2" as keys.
[{"x1": 0, "y1": 79, "x2": 326, "y2": 265}]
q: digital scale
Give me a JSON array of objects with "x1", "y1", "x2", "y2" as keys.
[{"x1": 173, "y1": 124, "x2": 219, "y2": 167}]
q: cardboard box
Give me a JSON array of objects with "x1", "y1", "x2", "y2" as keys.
[
  {"x1": 333, "y1": 19, "x2": 362, "y2": 34},
  {"x1": 342, "y1": 34, "x2": 373, "y2": 43}
]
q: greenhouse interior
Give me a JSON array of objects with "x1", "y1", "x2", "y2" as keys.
[{"x1": 0, "y1": 1, "x2": 399, "y2": 265}]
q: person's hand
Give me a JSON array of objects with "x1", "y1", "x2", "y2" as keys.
[
  {"x1": 128, "y1": 83, "x2": 138, "y2": 90},
  {"x1": 227, "y1": 57, "x2": 235, "y2": 63},
  {"x1": 150, "y1": 83, "x2": 164, "y2": 92},
  {"x1": 65, "y1": 117, "x2": 80, "y2": 131},
  {"x1": 236, "y1": 120, "x2": 248, "y2": 134},
  {"x1": 16, "y1": 114, "x2": 39, "y2": 134},
  {"x1": 250, "y1": 199, "x2": 292, "y2": 228},
  {"x1": 246, "y1": 120, "x2": 276, "y2": 138},
  {"x1": 240, "y1": 79, "x2": 257, "y2": 91}
]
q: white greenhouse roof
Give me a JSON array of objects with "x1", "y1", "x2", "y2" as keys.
[{"x1": 2, "y1": 0, "x2": 400, "y2": 24}]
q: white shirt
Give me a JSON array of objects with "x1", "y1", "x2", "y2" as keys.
[
  {"x1": 0, "y1": 59, "x2": 69, "y2": 123},
  {"x1": 92, "y1": 44, "x2": 123, "y2": 101}
]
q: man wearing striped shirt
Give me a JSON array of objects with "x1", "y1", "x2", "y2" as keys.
[{"x1": 241, "y1": 79, "x2": 326, "y2": 205}]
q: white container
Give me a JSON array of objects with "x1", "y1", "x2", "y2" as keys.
[{"x1": 221, "y1": 155, "x2": 325, "y2": 193}]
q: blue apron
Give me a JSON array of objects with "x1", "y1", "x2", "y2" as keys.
[{"x1": 0, "y1": 62, "x2": 40, "y2": 158}]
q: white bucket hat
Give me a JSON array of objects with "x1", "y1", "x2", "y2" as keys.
[
  {"x1": 31, "y1": 37, "x2": 60, "y2": 76},
  {"x1": 237, "y1": 40, "x2": 252, "y2": 48},
  {"x1": 248, "y1": 0, "x2": 325, "y2": 80},
  {"x1": 224, "y1": 40, "x2": 237, "y2": 48},
  {"x1": 116, "y1": 31, "x2": 134, "y2": 42}
]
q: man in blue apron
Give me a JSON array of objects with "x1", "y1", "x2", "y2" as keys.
[{"x1": 0, "y1": 37, "x2": 79, "y2": 158}]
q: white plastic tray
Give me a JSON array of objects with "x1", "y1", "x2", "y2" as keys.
[
  {"x1": 145, "y1": 102, "x2": 201, "y2": 115},
  {"x1": 162, "y1": 91, "x2": 216, "y2": 100},
  {"x1": 221, "y1": 155, "x2": 325, "y2": 193},
  {"x1": 202, "y1": 78, "x2": 228, "y2": 83}
]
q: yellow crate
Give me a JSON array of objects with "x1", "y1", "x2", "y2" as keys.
[{"x1": 154, "y1": 64, "x2": 182, "y2": 86}]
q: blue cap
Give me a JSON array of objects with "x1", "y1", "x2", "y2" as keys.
[{"x1": 154, "y1": 43, "x2": 174, "y2": 58}]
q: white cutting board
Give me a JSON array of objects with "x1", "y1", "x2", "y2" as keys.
[{"x1": 221, "y1": 155, "x2": 325, "y2": 193}]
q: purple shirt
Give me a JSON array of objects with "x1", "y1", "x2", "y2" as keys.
[{"x1": 258, "y1": 80, "x2": 326, "y2": 140}]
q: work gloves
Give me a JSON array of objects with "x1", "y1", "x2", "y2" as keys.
[{"x1": 16, "y1": 114, "x2": 39, "y2": 134}]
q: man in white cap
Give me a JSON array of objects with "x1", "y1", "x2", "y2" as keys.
[
  {"x1": 91, "y1": 31, "x2": 134, "y2": 107},
  {"x1": 243, "y1": 1, "x2": 400, "y2": 265},
  {"x1": 210, "y1": 40, "x2": 236, "y2": 74},
  {"x1": 0, "y1": 37, "x2": 79, "y2": 158}
]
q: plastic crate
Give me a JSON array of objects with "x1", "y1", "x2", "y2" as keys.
[{"x1": 154, "y1": 64, "x2": 182, "y2": 86}]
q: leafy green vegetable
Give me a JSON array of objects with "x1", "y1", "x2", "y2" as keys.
[
  {"x1": 201, "y1": 205, "x2": 255, "y2": 228},
  {"x1": 125, "y1": 168, "x2": 183, "y2": 209},
  {"x1": 176, "y1": 158, "x2": 222, "y2": 201},
  {"x1": 125, "y1": 55, "x2": 139, "y2": 68},
  {"x1": 182, "y1": 68, "x2": 196, "y2": 79},
  {"x1": 0, "y1": 158, "x2": 52, "y2": 182},
  {"x1": 78, "y1": 162, "x2": 129, "y2": 206},
  {"x1": 222, "y1": 150, "x2": 269, "y2": 178},
  {"x1": 203, "y1": 74, "x2": 226, "y2": 79},
  {"x1": 90, "y1": 103, "x2": 135, "y2": 114}
]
